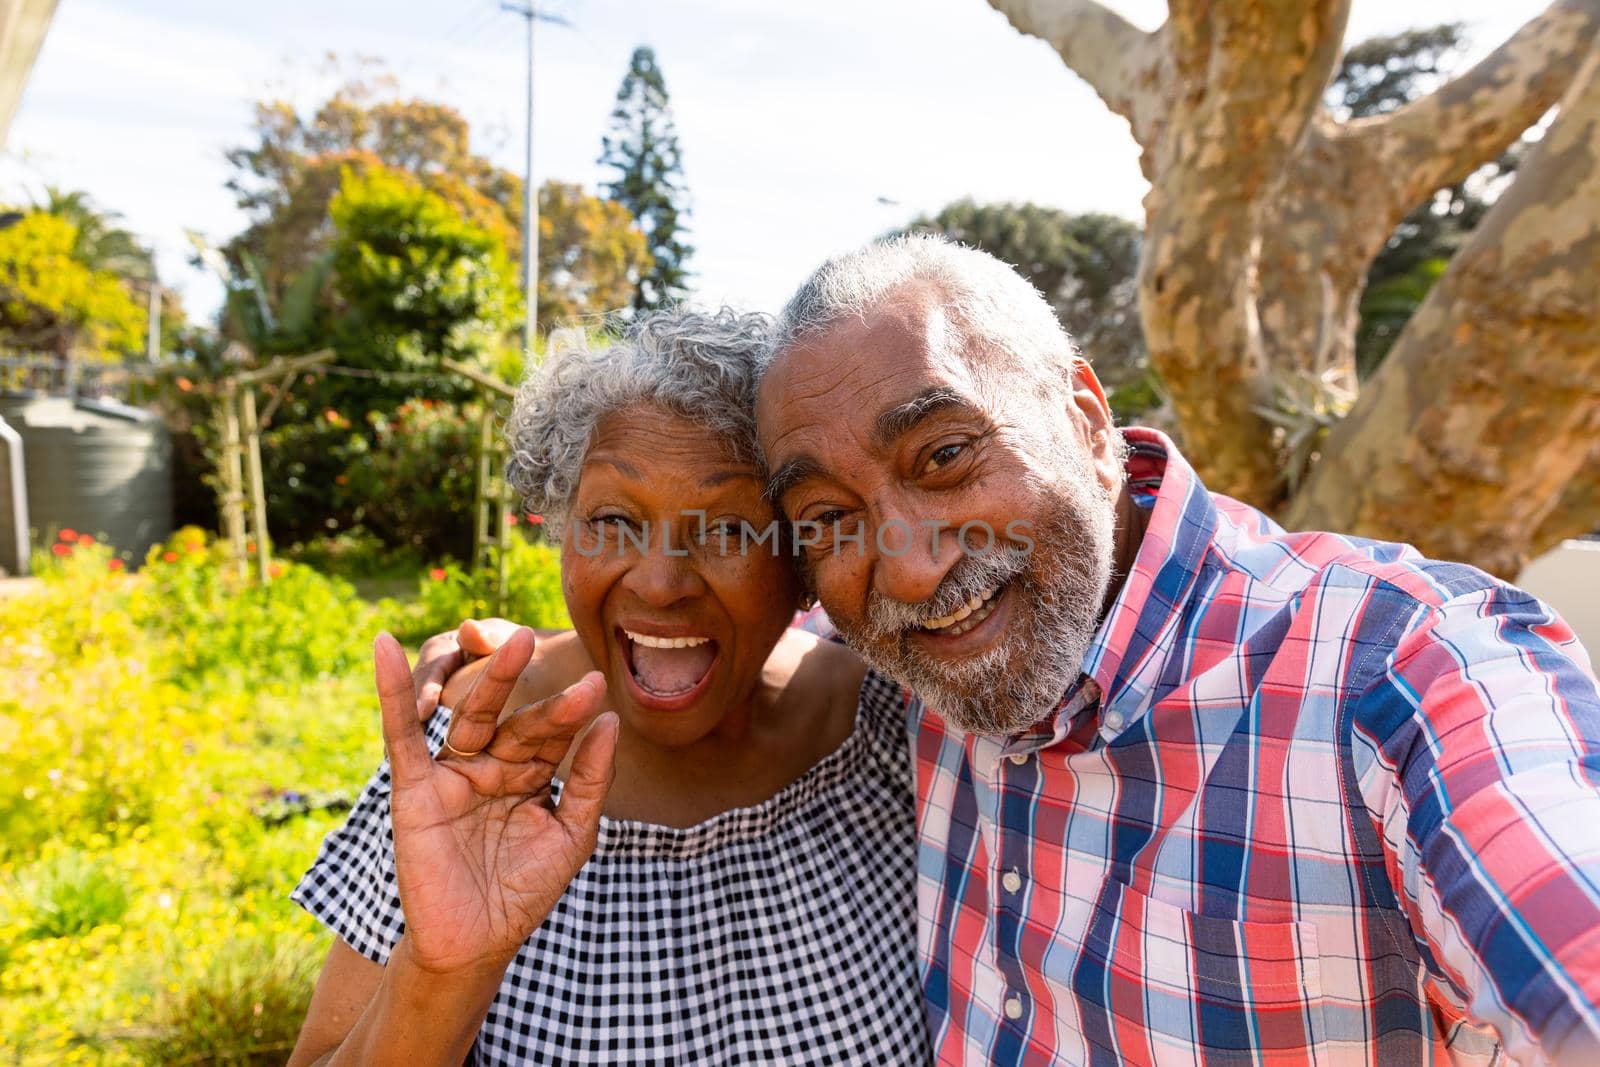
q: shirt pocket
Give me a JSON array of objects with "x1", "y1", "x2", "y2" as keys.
[{"x1": 1072, "y1": 880, "x2": 1327, "y2": 1065}]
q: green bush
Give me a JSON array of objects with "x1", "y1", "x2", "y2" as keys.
[
  {"x1": 281, "y1": 528, "x2": 422, "y2": 581},
  {"x1": 343, "y1": 399, "x2": 482, "y2": 561},
  {"x1": 14, "y1": 851, "x2": 131, "y2": 941},
  {"x1": 387, "y1": 532, "x2": 568, "y2": 644},
  {"x1": 0, "y1": 524, "x2": 573, "y2": 1063},
  {"x1": 131, "y1": 931, "x2": 321, "y2": 1067},
  {"x1": 258, "y1": 412, "x2": 369, "y2": 548}
]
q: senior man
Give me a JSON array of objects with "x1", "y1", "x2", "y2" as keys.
[{"x1": 420, "y1": 235, "x2": 1600, "y2": 1065}]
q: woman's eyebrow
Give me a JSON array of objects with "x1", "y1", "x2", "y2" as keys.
[{"x1": 699, "y1": 469, "x2": 762, "y2": 489}]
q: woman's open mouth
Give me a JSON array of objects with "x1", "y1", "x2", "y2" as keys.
[{"x1": 618, "y1": 627, "x2": 720, "y2": 711}]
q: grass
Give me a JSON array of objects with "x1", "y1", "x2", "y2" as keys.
[{"x1": 0, "y1": 526, "x2": 568, "y2": 1064}]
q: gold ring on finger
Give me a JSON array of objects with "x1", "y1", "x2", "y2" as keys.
[{"x1": 440, "y1": 737, "x2": 484, "y2": 760}]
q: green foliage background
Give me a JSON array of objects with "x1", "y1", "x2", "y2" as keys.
[{"x1": 0, "y1": 529, "x2": 568, "y2": 1064}]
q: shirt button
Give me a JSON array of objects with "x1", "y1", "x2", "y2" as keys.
[
  {"x1": 1002, "y1": 869, "x2": 1023, "y2": 894},
  {"x1": 1103, "y1": 710, "x2": 1124, "y2": 731},
  {"x1": 1004, "y1": 994, "x2": 1024, "y2": 1020},
  {"x1": 1008, "y1": 752, "x2": 1028, "y2": 765}
]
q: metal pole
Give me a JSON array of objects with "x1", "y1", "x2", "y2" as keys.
[
  {"x1": 523, "y1": 3, "x2": 538, "y2": 357},
  {"x1": 503, "y1": 1, "x2": 539, "y2": 358}
]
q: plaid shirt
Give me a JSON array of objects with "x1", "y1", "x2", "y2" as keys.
[{"x1": 902, "y1": 429, "x2": 1600, "y2": 1066}]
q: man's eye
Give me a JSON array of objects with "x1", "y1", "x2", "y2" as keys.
[
  {"x1": 811, "y1": 509, "x2": 848, "y2": 527},
  {"x1": 923, "y1": 443, "x2": 965, "y2": 474}
]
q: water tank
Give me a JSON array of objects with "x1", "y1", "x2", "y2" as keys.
[{"x1": 0, "y1": 396, "x2": 173, "y2": 564}]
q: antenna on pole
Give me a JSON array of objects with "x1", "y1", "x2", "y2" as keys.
[{"x1": 499, "y1": 1, "x2": 573, "y2": 359}]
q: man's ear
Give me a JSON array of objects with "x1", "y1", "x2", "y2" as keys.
[{"x1": 1066, "y1": 359, "x2": 1122, "y2": 492}]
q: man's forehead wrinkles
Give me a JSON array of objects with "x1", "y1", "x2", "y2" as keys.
[{"x1": 782, "y1": 355, "x2": 873, "y2": 403}]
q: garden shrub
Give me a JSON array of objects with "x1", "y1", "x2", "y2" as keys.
[
  {"x1": 389, "y1": 530, "x2": 569, "y2": 643},
  {"x1": 342, "y1": 399, "x2": 482, "y2": 562},
  {"x1": 14, "y1": 851, "x2": 131, "y2": 941},
  {"x1": 0, "y1": 523, "x2": 572, "y2": 1063}
]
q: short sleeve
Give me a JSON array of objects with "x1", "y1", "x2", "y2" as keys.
[
  {"x1": 289, "y1": 708, "x2": 453, "y2": 964},
  {"x1": 855, "y1": 668, "x2": 915, "y2": 786}
]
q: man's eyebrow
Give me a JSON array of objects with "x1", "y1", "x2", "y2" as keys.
[
  {"x1": 765, "y1": 455, "x2": 825, "y2": 503},
  {"x1": 872, "y1": 387, "x2": 980, "y2": 449}
]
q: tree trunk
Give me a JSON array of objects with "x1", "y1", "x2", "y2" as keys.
[
  {"x1": 1288, "y1": 44, "x2": 1600, "y2": 577},
  {"x1": 988, "y1": 0, "x2": 1600, "y2": 556},
  {"x1": 1532, "y1": 447, "x2": 1600, "y2": 555}
]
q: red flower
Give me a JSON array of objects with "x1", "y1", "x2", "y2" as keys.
[
  {"x1": 59, "y1": 528, "x2": 78, "y2": 542},
  {"x1": 108, "y1": 558, "x2": 125, "y2": 571},
  {"x1": 505, "y1": 513, "x2": 519, "y2": 526},
  {"x1": 176, "y1": 377, "x2": 193, "y2": 392},
  {"x1": 51, "y1": 543, "x2": 69, "y2": 556},
  {"x1": 162, "y1": 551, "x2": 179, "y2": 563},
  {"x1": 527, "y1": 514, "x2": 544, "y2": 525},
  {"x1": 269, "y1": 562, "x2": 285, "y2": 579},
  {"x1": 429, "y1": 567, "x2": 448, "y2": 582},
  {"x1": 246, "y1": 541, "x2": 256, "y2": 553},
  {"x1": 77, "y1": 534, "x2": 93, "y2": 546}
]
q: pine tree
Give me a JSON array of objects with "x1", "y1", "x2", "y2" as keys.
[{"x1": 598, "y1": 46, "x2": 692, "y2": 312}]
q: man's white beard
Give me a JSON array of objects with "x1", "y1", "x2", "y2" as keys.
[{"x1": 837, "y1": 440, "x2": 1118, "y2": 736}]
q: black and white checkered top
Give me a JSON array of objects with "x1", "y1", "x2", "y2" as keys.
[{"x1": 292, "y1": 669, "x2": 932, "y2": 1065}]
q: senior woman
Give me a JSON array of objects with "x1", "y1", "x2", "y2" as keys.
[{"x1": 287, "y1": 309, "x2": 930, "y2": 1066}]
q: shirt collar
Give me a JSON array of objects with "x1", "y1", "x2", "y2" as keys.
[{"x1": 1073, "y1": 428, "x2": 1219, "y2": 742}]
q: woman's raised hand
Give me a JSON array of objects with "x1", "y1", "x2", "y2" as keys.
[{"x1": 373, "y1": 629, "x2": 617, "y2": 976}]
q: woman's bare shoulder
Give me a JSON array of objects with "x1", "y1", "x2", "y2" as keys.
[{"x1": 768, "y1": 627, "x2": 868, "y2": 719}]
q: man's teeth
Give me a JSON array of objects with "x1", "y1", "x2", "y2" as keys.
[
  {"x1": 919, "y1": 586, "x2": 1002, "y2": 635},
  {"x1": 624, "y1": 630, "x2": 711, "y2": 649}
]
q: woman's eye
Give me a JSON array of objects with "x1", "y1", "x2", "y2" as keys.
[
  {"x1": 699, "y1": 520, "x2": 744, "y2": 547},
  {"x1": 923, "y1": 443, "x2": 965, "y2": 474},
  {"x1": 812, "y1": 509, "x2": 848, "y2": 527}
]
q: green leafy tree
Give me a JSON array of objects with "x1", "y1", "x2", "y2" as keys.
[
  {"x1": 0, "y1": 212, "x2": 146, "y2": 362},
  {"x1": 898, "y1": 201, "x2": 1153, "y2": 418},
  {"x1": 539, "y1": 181, "x2": 653, "y2": 326},
  {"x1": 599, "y1": 46, "x2": 693, "y2": 311},
  {"x1": 225, "y1": 71, "x2": 520, "y2": 307},
  {"x1": 36, "y1": 188, "x2": 151, "y2": 282},
  {"x1": 224, "y1": 71, "x2": 647, "y2": 334},
  {"x1": 328, "y1": 166, "x2": 520, "y2": 382}
]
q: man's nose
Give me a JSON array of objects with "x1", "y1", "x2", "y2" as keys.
[{"x1": 869, "y1": 508, "x2": 965, "y2": 607}]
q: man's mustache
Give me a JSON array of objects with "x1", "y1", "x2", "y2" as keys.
[{"x1": 860, "y1": 546, "x2": 1031, "y2": 640}]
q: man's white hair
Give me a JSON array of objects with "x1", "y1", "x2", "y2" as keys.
[{"x1": 760, "y1": 233, "x2": 1081, "y2": 404}]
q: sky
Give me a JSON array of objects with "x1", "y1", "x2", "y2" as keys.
[{"x1": 1, "y1": 0, "x2": 1544, "y2": 328}]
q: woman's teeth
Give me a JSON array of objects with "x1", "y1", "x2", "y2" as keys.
[
  {"x1": 919, "y1": 585, "x2": 1003, "y2": 636},
  {"x1": 624, "y1": 630, "x2": 711, "y2": 649}
]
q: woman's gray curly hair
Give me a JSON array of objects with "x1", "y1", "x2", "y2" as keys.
[{"x1": 506, "y1": 306, "x2": 772, "y2": 541}]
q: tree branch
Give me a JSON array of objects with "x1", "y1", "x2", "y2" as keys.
[
  {"x1": 986, "y1": 0, "x2": 1162, "y2": 139},
  {"x1": 1348, "y1": 0, "x2": 1600, "y2": 216},
  {"x1": 1532, "y1": 444, "x2": 1600, "y2": 557},
  {"x1": 1290, "y1": 44, "x2": 1600, "y2": 576}
]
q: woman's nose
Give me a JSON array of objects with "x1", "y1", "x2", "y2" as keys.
[{"x1": 622, "y1": 537, "x2": 706, "y2": 607}]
